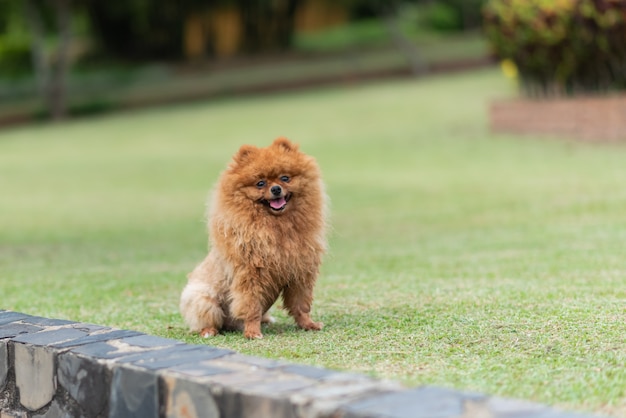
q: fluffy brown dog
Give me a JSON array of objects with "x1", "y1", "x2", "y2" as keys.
[{"x1": 180, "y1": 137, "x2": 327, "y2": 339}]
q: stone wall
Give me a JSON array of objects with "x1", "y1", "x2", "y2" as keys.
[
  {"x1": 489, "y1": 95, "x2": 626, "y2": 141},
  {"x1": 0, "y1": 310, "x2": 599, "y2": 418}
]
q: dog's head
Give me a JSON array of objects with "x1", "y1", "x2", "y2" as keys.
[{"x1": 221, "y1": 137, "x2": 323, "y2": 217}]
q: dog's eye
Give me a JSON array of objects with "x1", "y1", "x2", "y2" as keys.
[
  {"x1": 280, "y1": 176, "x2": 290, "y2": 183},
  {"x1": 256, "y1": 180, "x2": 266, "y2": 188}
]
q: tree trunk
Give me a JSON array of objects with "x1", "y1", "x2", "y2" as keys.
[
  {"x1": 275, "y1": 0, "x2": 300, "y2": 50},
  {"x1": 23, "y1": 0, "x2": 72, "y2": 121},
  {"x1": 24, "y1": 0, "x2": 50, "y2": 105},
  {"x1": 240, "y1": 0, "x2": 301, "y2": 53},
  {"x1": 380, "y1": 1, "x2": 427, "y2": 76},
  {"x1": 51, "y1": 0, "x2": 72, "y2": 120}
]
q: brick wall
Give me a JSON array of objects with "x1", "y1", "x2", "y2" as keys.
[
  {"x1": 490, "y1": 95, "x2": 626, "y2": 141},
  {"x1": 0, "y1": 310, "x2": 599, "y2": 418}
]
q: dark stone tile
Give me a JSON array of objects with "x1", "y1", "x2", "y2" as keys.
[
  {"x1": 68, "y1": 342, "x2": 143, "y2": 360},
  {"x1": 57, "y1": 352, "x2": 110, "y2": 417},
  {"x1": 0, "y1": 311, "x2": 31, "y2": 326},
  {"x1": 0, "y1": 340, "x2": 7, "y2": 390},
  {"x1": 239, "y1": 376, "x2": 315, "y2": 394},
  {"x1": 196, "y1": 369, "x2": 277, "y2": 388},
  {"x1": 116, "y1": 345, "x2": 233, "y2": 370},
  {"x1": 527, "y1": 413, "x2": 595, "y2": 418},
  {"x1": 219, "y1": 353, "x2": 287, "y2": 369},
  {"x1": 109, "y1": 366, "x2": 159, "y2": 418},
  {"x1": 295, "y1": 379, "x2": 383, "y2": 402},
  {"x1": 343, "y1": 387, "x2": 486, "y2": 418},
  {"x1": 486, "y1": 397, "x2": 595, "y2": 418},
  {"x1": 166, "y1": 361, "x2": 235, "y2": 378},
  {"x1": 53, "y1": 329, "x2": 143, "y2": 348},
  {"x1": 69, "y1": 323, "x2": 110, "y2": 333},
  {"x1": 0, "y1": 323, "x2": 43, "y2": 339},
  {"x1": 121, "y1": 334, "x2": 182, "y2": 348},
  {"x1": 321, "y1": 372, "x2": 376, "y2": 384},
  {"x1": 485, "y1": 397, "x2": 550, "y2": 418},
  {"x1": 21, "y1": 316, "x2": 75, "y2": 327},
  {"x1": 12, "y1": 328, "x2": 88, "y2": 346},
  {"x1": 281, "y1": 364, "x2": 338, "y2": 380},
  {"x1": 113, "y1": 344, "x2": 201, "y2": 363},
  {"x1": 139, "y1": 348, "x2": 233, "y2": 370}
]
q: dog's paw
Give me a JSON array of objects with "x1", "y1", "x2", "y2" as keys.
[
  {"x1": 244, "y1": 330, "x2": 264, "y2": 339},
  {"x1": 300, "y1": 321, "x2": 323, "y2": 331},
  {"x1": 200, "y1": 327, "x2": 218, "y2": 338}
]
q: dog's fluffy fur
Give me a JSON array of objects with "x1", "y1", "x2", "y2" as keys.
[{"x1": 180, "y1": 137, "x2": 327, "y2": 339}]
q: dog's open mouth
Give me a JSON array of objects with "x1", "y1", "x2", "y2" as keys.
[{"x1": 260, "y1": 193, "x2": 292, "y2": 212}]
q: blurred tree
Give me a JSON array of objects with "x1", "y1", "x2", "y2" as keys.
[
  {"x1": 379, "y1": 0, "x2": 426, "y2": 75},
  {"x1": 348, "y1": 0, "x2": 486, "y2": 32},
  {"x1": 341, "y1": 0, "x2": 427, "y2": 74},
  {"x1": 239, "y1": 0, "x2": 301, "y2": 53},
  {"x1": 86, "y1": 1, "x2": 185, "y2": 60},
  {"x1": 23, "y1": 0, "x2": 72, "y2": 120},
  {"x1": 425, "y1": 0, "x2": 486, "y2": 31},
  {"x1": 85, "y1": 0, "x2": 304, "y2": 60},
  {"x1": 85, "y1": 0, "x2": 488, "y2": 63}
]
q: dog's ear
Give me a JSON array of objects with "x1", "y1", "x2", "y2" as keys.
[
  {"x1": 272, "y1": 137, "x2": 299, "y2": 152},
  {"x1": 233, "y1": 144, "x2": 258, "y2": 165}
]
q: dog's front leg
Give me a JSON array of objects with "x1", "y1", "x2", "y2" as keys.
[
  {"x1": 282, "y1": 280, "x2": 323, "y2": 331},
  {"x1": 241, "y1": 304, "x2": 263, "y2": 339},
  {"x1": 230, "y1": 273, "x2": 267, "y2": 339}
]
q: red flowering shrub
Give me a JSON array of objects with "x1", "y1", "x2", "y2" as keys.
[{"x1": 483, "y1": 0, "x2": 626, "y2": 97}]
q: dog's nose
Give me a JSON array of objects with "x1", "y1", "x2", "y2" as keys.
[{"x1": 271, "y1": 185, "x2": 282, "y2": 196}]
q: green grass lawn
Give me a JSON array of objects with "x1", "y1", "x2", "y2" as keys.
[{"x1": 1, "y1": 69, "x2": 625, "y2": 416}]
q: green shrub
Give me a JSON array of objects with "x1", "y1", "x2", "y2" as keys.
[
  {"x1": 0, "y1": 36, "x2": 32, "y2": 78},
  {"x1": 425, "y1": 0, "x2": 486, "y2": 31},
  {"x1": 0, "y1": 3, "x2": 33, "y2": 79},
  {"x1": 426, "y1": 3, "x2": 463, "y2": 32},
  {"x1": 483, "y1": 0, "x2": 626, "y2": 97}
]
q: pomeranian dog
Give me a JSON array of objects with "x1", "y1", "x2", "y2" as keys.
[{"x1": 180, "y1": 137, "x2": 327, "y2": 339}]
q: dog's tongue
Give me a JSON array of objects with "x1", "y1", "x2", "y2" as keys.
[{"x1": 269, "y1": 197, "x2": 286, "y2": 209}]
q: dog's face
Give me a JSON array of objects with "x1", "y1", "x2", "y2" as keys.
[
  {"x1": 254, "y1": 174, "x2": 293, "y2": 215},
  {"x1": 221, "y1": 137, "x2": 322, "y2": 217}
]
